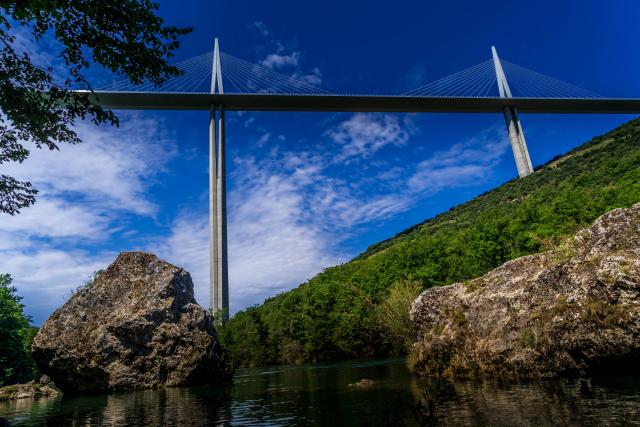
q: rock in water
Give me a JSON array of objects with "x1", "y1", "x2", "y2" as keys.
[
  {"x1": 32, "y1": 252, "x2": 233, "y2": 393},
  {"x1": 348, "y1": 379, "x2": 374, "y2": 389},
  {"x1": 0, "y1": 381, "x2": 59, "y2": 400},
  {"x1": 410, "y1": 204, "x2": 640, "y2": 380}
]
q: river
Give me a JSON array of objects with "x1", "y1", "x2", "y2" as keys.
[{"x1": 1, "y1": 357, "x2": 639, "y2": 426}]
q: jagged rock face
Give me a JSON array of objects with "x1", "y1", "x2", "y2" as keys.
[
  {"x1": 410, "y1": 204, "x2": 640, "y2": 380},
  {"x1": 32, "y1": 252, "x2": 233, "y2": 393}
]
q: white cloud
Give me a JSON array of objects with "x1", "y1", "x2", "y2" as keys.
[
  {"x1": 0, "y1": 113, "x2": 176, "y2": 323},
  {"x1": 326, "y1": 113, "x2": 411, "y2": 161},
  {"x1": 8, "y1": 24, "x2": 80, "y2": 85},
  {"x1": 156, "y1": 120, "x2": 509, "y2": 316},
  {"x1": 159, "y1": 155, "x2": 343, "y2": 312},
  {"x1": 256, "y1": 132, "x2": 271, "y2": 146},
  {"x1": 252, "y1": 21, "x2": 270, "y2": 37},
  {"x1": 255, "y1": 32, "x2": 324, "y2": 90},
  {"x1": 9, "y1": 26, "x2": 55, "y2": 69},
  {"x1": 157, "y1": 214, "x2": 211, "y2": 307},
  {"x1": 228, "y1": 159, "x2": 342, "y2": 309},
  {"x1": 159, "y1": 145, "x2": 416, "y2": 312},
  {"x1": 328, "y1": 193, "x2": 412, "y2": 227},
  {"x1": 291, "y1": 67, "x2": 323, "y2": 86},
  {"x1": 261, "y1": 52, "x2": 300, "y2": 69},
  {"x1": 1, "y1": 248, "x2": 112, "y2": 324},
  {"x1": 244, "y1": 116, "x2": 256, "y2": 127},
  {"x1": 3, "y1": 113, "x2": 175, "y2": 216},
  {"x1": 0, "y1": 197, "x2": 110, "y2": 239},
  {"x1": 408, "y1": 128, "x2": 509, "y2": 193}
]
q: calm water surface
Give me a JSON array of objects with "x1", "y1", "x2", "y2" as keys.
[{"x1": 1, "y1": 358, "x2": 639, "y2": 426}]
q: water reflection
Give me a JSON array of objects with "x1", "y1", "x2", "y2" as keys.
[
  {"x1": 1, "y1": 358, "x2": 639, "y2": 426},
  {"x1": 440, "y1": 378, "x2": 640, "y2": 426}
]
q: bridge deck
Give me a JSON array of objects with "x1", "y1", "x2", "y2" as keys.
[{"x1": 86, "y1": 91, "x2": 640, "y2": 114}]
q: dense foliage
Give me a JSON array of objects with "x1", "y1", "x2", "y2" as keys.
[
  {"x1": 220, "y1": 118, "x2": 640, "y2": 367},
  {"x1": 373, "y1": 279, "x2": 421, "y2": 354},
  {"x1": 0, "y1": 274, "x2": 38, "y2": 386},
  {"x1": 0, "y1": 1, "x2": 191, "y2": 214}
]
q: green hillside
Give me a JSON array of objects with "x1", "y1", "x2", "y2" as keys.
[{"x1": 219, "y1": 117, "x2": 640, "y2": 367}]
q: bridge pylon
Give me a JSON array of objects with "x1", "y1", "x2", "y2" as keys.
[
  {"x1": 209, "y1": 37, "x2": 229, "y2": 322},
  {"x1": 492, "y1": 46, "x2": 534, "y2": 178}
]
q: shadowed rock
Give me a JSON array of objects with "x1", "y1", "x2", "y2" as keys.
[
  {"x1": 32, "y1": 252, "x2": 233, "y2": 393},
  {"x1": 410, "y1": 204, "x2": 640, "y2": 380},
  {"x1": 0, "y1": 381, "x2": 59, "y2": 400},
  {"x1": 348, "y1": 379, "x2": 374, "y2": 389}
]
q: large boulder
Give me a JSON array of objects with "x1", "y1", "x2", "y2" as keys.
[
  {"x1": 410, "y1": 204, "x2": 640, "y2": 380},
  {"x1": 32, "y1": 252, "x2": 233, "y2": 393}
]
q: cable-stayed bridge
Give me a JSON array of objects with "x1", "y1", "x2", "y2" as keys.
[
  {"x1": 85, "y1": 39, "x2": 640, "y2": 319},
  {"x1": 94, "y1": 43, "x2": 638, "y2": 114}
]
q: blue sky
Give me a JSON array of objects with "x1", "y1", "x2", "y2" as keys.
[{"x1": 1, "y1": 0, "x2": 639, "y2": 324}]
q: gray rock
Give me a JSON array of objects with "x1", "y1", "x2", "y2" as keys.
[
  {"x1": 0, "y1": 382, "x2": 59, "y2": 400},
  {"x1": 348, "y1": 379, "x2": 374, "y2": 389},
  {"x1": 32, "y1": 252, "x2": 233, "y2": 393},
  {"x1": 410, "y1": 204, "x2": 640, "y2": 380}
]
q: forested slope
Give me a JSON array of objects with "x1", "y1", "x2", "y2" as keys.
[{"x1": 220, "y1": 117, "x2": 640, "y2": 367}]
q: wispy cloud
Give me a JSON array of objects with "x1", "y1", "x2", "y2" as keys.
[
  {"x1": 254, "y1": 28, "x2": 324, "y2": 87},
  {"x1": 256, "y1": 132, "x2": 271, "y2": 146},
  {"x1": 251, "y1": 21, "x2": 270, "y2": 37},
  {"x1": 408, "y1": 127, "x2": 509, "y2": 193},
  {"x1": 325, "y1": 113, "x2": 412, "y2": 161},
  {"x1": 8, "y1": 25, "x2": 56, "y2": 69},
  {"x1": 159, "y1": 153, "x2": 345, "y2": 312},
  {"x1": 406, "y1": 64, "x2": 427, "y2": 89},
  {"x1": 261, "y1": 51, "x2": 300, "y2": 70},
  {"x1": 0, "y1": 248, "x2": 112, "y2": 323},
  {"x1": 291, "y1": 67, "x2": 323, "y2": 86},
  {"x1": 157, "y1": 116, "x2": 510, "y2": 313},
  {"x1": 2, "y1": 104, "x2": 509, "y2": 322},
  {"x1": 159, "y1": 141, "x2": 418, "y2": 312},
  {"x1": 0, "y1": 113, "x2": 176, "y2": 323},
  {"x1": 0, "y1": 198, "x2": 110, "y2": 240},
  {"x1": 3, "y1": 114, "x2": 175, "y2": 216}
]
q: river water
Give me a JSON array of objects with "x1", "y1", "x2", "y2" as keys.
[{"x1": 1, "y1": 358, "x2": 639, "y2": 426}]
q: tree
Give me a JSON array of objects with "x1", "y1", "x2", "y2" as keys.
[
  {"x1": 0, "y1": 273, "x2": 37, "y2": 386},
  {"x1": 0, "y1": 1, "x2": 192, "y2": 214}
]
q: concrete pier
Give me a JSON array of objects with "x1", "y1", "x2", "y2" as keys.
[
  {"x1": 492, "y1": 46, "x2": 534, "y2": 178},
  {"x1": 210, "y1": 38, "x2": 229, "y2": 321}
]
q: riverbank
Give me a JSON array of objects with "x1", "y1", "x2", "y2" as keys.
[{"x1": 219, "y1": 117, "x2": 640, "y2": 367}]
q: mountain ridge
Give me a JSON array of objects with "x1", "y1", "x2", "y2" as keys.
[{"x1": 220, "y1": 117, "x2": 640, "y2": 367}]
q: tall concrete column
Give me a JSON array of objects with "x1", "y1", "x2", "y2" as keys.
[
  {"x1": 209, "y1": 38, "x2": 229, "y2": 321},
  {"x1": 503, "y1": 106, "x2": 533, "y2": 177},
  {"x1": 216, "y1": 106, "x2": 229, "y2": 321},
  {"x1": 492, "y1": 46, "x2": 534, "y2": 178},
  {"x1": 209, "y1": 105, "x2": 218, "y2": 312}
]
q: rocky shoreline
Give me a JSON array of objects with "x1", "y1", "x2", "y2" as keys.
[{"x1": 410, "y1": 204, "x2": 640, "y2": 380}]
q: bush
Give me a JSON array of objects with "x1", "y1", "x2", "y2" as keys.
[
  {"x1": 0, "y1": 274, "x2": 39, "y2": 386},
  {"x1": 374, "y1": 280, "x2": 422, "y2": 353}
]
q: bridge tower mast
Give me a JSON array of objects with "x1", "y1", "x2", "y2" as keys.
[
  {"x1": 492, "y1": 46, "x2": 534, "y2": 178},
  {"x1": 209, "y1": 38, "x2": 229, "y2": 321}
]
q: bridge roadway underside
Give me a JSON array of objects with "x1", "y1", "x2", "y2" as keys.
[{"x1": 87, "y1": 91, "x2": 640, "y2": 114}]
